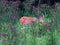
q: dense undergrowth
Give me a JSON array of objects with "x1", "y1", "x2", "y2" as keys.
[{"x1": 0, "y1": 0, "x2": 60, "y2": 45}]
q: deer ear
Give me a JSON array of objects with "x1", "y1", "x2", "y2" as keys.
[
  {"x1": 38, "y1": 15, "x2": 44, "y2": 22},
  {"x1": 43, "y1": 15, "x2": 44, "y2": 18},
  {"x1": 39, "y1": 15, "x2": 44, "y2": 19}
]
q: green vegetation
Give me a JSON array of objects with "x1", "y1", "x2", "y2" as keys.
[{"x1": 0, "y1": 1, "x2": 60, "y2": 45}]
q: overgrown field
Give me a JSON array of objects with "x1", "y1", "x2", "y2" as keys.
[{"x1": 0, "y1": 0, "x2": 60, "y2": 45}]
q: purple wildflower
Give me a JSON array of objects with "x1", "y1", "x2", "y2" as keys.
[
  {"x1": 1, "y1": 0, "x2": 9, "y2": 6},
  {"x1": 44, "y1": 23, "x2": 51, "y2": 27},
  {"x1": 12, "y1": 1, "x2": 20, "y2": 6},
  {"x1": 32, "y1": 6, "x2": 37, "y2": 10},
  {"x1": 0, "y1": 33, "x2": 7, "y2": 37},
  {"x1": 12, "y1": 15, "x2": 17, "y2": 20},
  {"x1": 17, "y1": 8, "x2": 21, "y2": 13}
]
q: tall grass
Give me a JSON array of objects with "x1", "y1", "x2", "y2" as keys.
[{"x1": 0, "y1": 0, "x2": 60, "y2": 45}]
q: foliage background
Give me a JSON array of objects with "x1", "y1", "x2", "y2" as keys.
[{"x1": 0, "y1": 0, "x2": 60, "y2": 45}]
